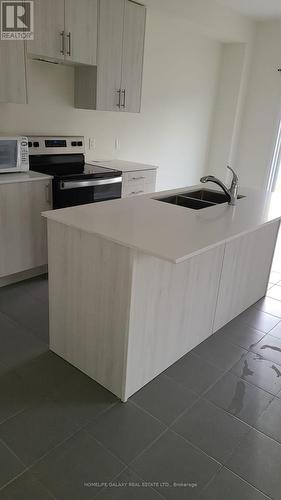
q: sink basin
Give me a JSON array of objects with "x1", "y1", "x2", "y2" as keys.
[
  {"x1": 156, "y1": 195, "x2": 214, "y2": 210},
  {"x1": 181, "y1": 189, "x2": 229, "y2": 204},
  {"x1": 155, "y1": 189, "x2": 245, "y2": 211}
]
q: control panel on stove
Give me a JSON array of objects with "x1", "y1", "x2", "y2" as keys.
[{"x1": 28, "y1": 136, "x2": 85, "y2": 155}]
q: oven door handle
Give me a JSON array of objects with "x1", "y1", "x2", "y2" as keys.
[{"x1": 59, "y1": 177, "x2": 122, "y2": 190}]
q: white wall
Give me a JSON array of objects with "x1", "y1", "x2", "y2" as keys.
[
  {"x1": 206, "y1": 43, "x2": 247, "y2": 182},
  {"x1": 235, "y1": 21, "x2": 281, "y2": 189},
  {"x1": 0, "y1": 2, "x2": 254, "y2": 191}
]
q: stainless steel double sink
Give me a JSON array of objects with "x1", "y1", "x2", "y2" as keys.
[{"x1": 155, "y1": 189, "x2": 245, "y2": 210}]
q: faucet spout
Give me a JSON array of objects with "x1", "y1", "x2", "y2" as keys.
[{"x1": 200, "y1": 166, "x2": 239, "y2": 206}]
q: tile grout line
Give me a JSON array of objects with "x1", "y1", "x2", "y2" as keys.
[{"x1": 0, "y1": 399, "x2": 119, "y2": 495}]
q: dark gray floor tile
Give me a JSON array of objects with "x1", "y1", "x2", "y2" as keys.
[
  {"x1": 131, "y1": 430, "x2": 220, "y2": 499},
  {"x1": 193, "y1": 335, "x2": 246, "y2": 370},
  {"x1": 254, "y1": 296, "x2": 281, "y2": 318},
  {"x1": 0, "y1": 371, "x2": 31, "y2": 424},
  {"x1": 131, "y1": 374, "x2": 197, "y2": 426},
  {"x1": 0, "y1": 473, "x2": 55, "y2": 500},
  {"x1": 51, "y1": 372, "x2": 117, "y2": 427},
  {"x1": 0, "y1": 312, "x2": 48, "y2": 369},
  {"x1": 231, "y1": 351, "x2": 281, "y2": 395},
  {"x1": 0, "y1": 283, "x2": 49, "y2": 342},
  {"x1": 255, "y1": 398, "x2": 281, "y2": 444},
  {"x1": 269, "y1": 321, "x2": 281, "y2": 340},
  {"x1": 250, "y1": 334, "x2": 281, "y2": 365},
  {"x1": 0, "y1": 397, "x2": 79, "y2": 466},
  {"x1": 199, "y1": 468, "x2": 269, "y2": 500},
  {"x1": 87, "y1": 402, "x2": 165, "y2": 464},
  {"x1": 205, "y1": 372, "x2": 273, "y2": 425},
  {"x1": 32, "y1": 430, "x2": 124, "y2": 500},
  {"x1": 237, "y1": 308, "x2": 280, "y2": 333},
  {"x1": 164, "y1": 352, "x2": 224, "y2": 395},
  {"x1": 97, "y1": 468, "x2": 165, "y2": 500},
  {"x1": 216, "y1": 320, "x2": 265, "y2": 350},
  {"x1": 16, "y1": 351, "x2": 82, "y2": 397},
  {"x1": 227, "y1": 428, "x2": 281, "y2": 500},
  {"x1": 0, "y1": 440, "x2": 24, "y2": 489},
  {"x1": 172, "y1": 399, "x2": 250, "y2": 464},
  {"x1": 267, "y1": 284, "x2": 281, "y2": 301}
]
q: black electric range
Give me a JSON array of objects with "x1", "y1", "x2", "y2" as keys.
[{"x1": 28, "y1": 136, "x2": 122, "y2": 209}]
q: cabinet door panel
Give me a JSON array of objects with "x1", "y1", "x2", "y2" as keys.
[
  {"x1": 96, "y1": 0, "x2": 124, "y2": 111},
  {"x1": 121, "y1": 1, "x2": 146, "y2": 113},
  {"x1": 213, "y1": 222, "x2": 279, "y2": 332},
  {"x1": 0, "y1": 181, "x2": 52, "y2": 277},
  {"x1": 0, "y1": 41, "x2": 27, "y2": 103},
  {"x1": 27, "y1": 0, "x2": 64, "y2": 60},
  {"x1": 65, "y1": 0, "x2": 98, "y2": 65}
]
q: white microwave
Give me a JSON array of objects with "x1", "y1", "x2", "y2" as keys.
[{"x1": 0, "y1": 137, "x2": 29, "y2": 173}]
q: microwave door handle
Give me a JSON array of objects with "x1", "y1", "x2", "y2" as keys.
[{"x1": 59, "y1": 177, "x2": 122, "y2": 190}]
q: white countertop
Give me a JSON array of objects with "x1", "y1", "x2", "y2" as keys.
[
  {"x1": 87, "y1": 159, "x2": 158, "y2": 172},
  {"x1": 43, "y1": 185, "x2": 281, "y2": 263},
  {"x1": 0, "y1": 171, "x2": 52, "y2": 185}
]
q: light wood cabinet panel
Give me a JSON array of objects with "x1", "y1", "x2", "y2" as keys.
[
  {"x1": 96, "y1": 0, "x2": 124, "y2": 111},
  {"x1": 122, "y1": 169, "x2": 157, "y2": 197},
  {"x1": 121, "y1": 1, "x2": 145, "y2": 113},
  {"x1": 0, "y1": 41, "x2": 27, "y2": 104},
  {"x1": 75, "y1": 0, "x2": 146, "y2": 112},
  {"x1": 65, "y1": 0, "x2": 98, "y2": 65},
  {"x1": 27, "y1": 0, "x2": 65, "y2": 61},
  {"x1": 0, "y1": 180, "x2": 52, "y2": 277},
  {"x1": 213, "y1": 222, "x2": 280, "y2": 332}
]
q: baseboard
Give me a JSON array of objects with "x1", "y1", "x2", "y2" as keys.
[{"x1": 0, "y1": 265, "x2": 48, "y2": 287}]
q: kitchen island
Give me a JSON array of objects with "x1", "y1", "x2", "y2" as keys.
[{"x1": 43, "y1": 186, "x2": 281, "y2": 401}]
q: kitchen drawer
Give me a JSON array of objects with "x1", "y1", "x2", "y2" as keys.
[
  {"x1": 122, "y1": 169, "x2": 156, "y2": 198},
  {"x1": 123, "y1": 170, "x2": 156, "y2": 185}
]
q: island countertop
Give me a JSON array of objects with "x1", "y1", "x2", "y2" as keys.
[{"x1": 42, "y1": 185, "x2": 281, "y2": 263}]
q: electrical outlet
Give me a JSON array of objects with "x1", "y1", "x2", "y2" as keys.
[
  {"x1": 115, "y1": 138, "x2": 120, "y2": 150},
  {"x1": 89, "y1": 137, "x2": 96, "y2": 150}
]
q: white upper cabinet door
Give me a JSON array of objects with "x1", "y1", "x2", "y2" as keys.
[
  {"x1": 27, "y1": 0, "x2": 65, "y2": 61},
  {"x1": 0, "y1": 41, "x2": 27, "y2": 104},
  {"x1": 64, "y1": 0, "x2": 98, "y2": 65},
  {"x1": 96, "y1": 0, "x2": 125, "y2": 111},
  {"x1": 121, "y1": 1, "x2": 146, "y2": 113}
]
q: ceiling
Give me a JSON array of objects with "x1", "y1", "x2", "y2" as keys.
[{"x1": 217, "y1": 0, "x2": 281, "y2": 19}]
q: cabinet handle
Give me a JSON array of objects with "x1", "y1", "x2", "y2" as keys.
[
  {"x1": 117, "y1": 89, "x2": 121, "y2": 108},
  {"x1": 45, "y1": 184, "x2": 51, "y2": 204},
  {"x1": 130, "y1": 176, "x2": 145, "y2": 181},
  {"x1": 131, "y1": 190, "x2": 144, "y2": 195},
  {"x1": 121, "y1": 89, "x2": 126, "y2": 108},
  {"x1": 60, "y1": 31, "x2": 65, "y2": 55},
  {"x1": 67, "y1": 32, "x2": 71, "y2": 56}
]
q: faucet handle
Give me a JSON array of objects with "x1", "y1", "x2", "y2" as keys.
[{"x1": 227, "y1": 166, "x2": 238, "y2": 184}]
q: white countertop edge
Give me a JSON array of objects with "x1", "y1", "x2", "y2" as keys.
[
  {"x1": 0, "y1": 171, "x2": 53, "y2": 185},
  {"x1": 87, "y1": 159, "x2": 158, "y2": 173},
  {"x1": 43, "y1": 212, "x2": 281, "y2": 265}
]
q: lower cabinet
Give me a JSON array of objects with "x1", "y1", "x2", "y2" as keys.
[
  {"x1": 122, "y1": 169, "x2": 157, "y2": 197},
  {"x1": 0, "y1": 41, "x2": 27, "y2": 104},
  {"x1": 213, "y1": 221, "x2": 280, "y2": 332},
  {"x1": 0, "y1": 180, "x2": 52, "y2": 277}
]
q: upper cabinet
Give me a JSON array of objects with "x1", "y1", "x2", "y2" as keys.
[
  {"x1": 75, "y1": 0, "x2": 146, "y2": 113},
  {"x1": 0, "y1": 41, "x2": 27, "y2": 104},
  {"x1": 64, "y1": 0, "x2": 98, "y2": 65},
  {"x1": 27, "y1": 0, "x2": 65, "y2": 61},
  {"x1": 96, "y1": 0, "x2": 124, "y2": 111},
  {"x1": 121, "y1": 1, "x2": 146, "y2": 113},
  {"x1": 27, "y1": 0, "x2": 98, "y2": 65}
]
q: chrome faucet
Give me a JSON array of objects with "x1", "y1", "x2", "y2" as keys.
[{"x1": 200, "y1": 166, "x2": 239, "y2": 206}]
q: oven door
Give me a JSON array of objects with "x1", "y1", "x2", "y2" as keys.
[{"x1": 53, "y1": 177, "x2": 122, "y2": 209}]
